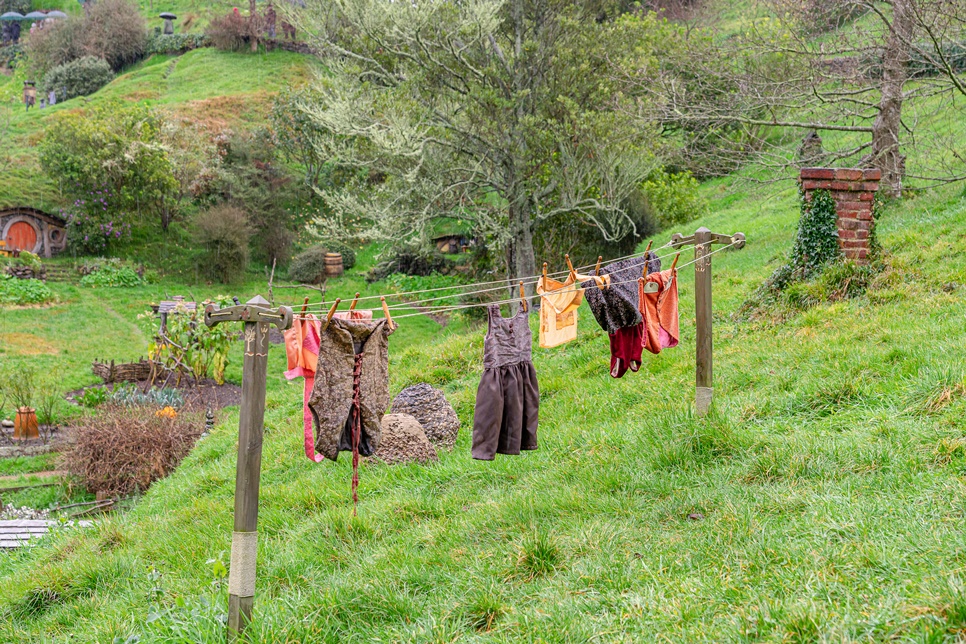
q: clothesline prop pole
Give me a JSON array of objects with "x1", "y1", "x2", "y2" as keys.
[
  {"x1": 670, "y1": 227, "x2": 746, "y2": 417},
  {"x1": 203, "y1": 295, "x2": 293, "y2": 641}
]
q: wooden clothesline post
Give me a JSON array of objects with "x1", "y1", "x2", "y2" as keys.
[
  {"x1": 204, "y1": 295, "x2": 293, "y2": 642},
  {"x1": 670, "y1": 227, "x2": 746, "y2": 417}
]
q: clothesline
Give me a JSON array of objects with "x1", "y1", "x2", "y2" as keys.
[
  {"x1": 382, "y1": 245, "x2": 687, "y2": 311},
  {"x1": 386, "y1": 241, "x2": 737, "y2": 319},
  {"x1": 279, "y1": 240, "x2": 677, "y2": 313},
  {"x1": 290, "y1": 240, "x2": 738, "y2": 322}
]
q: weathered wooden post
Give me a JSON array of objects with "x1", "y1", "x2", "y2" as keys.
[
  {"x1": 204, "y1": 295, "x2": 292, "y2": 642},
  {"x1": 670, "y1": 228, "x2": 746, "y2": 417}
]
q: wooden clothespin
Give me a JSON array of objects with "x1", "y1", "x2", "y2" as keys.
[
  {"x1": 322, "y1": 298, "x2": 341, "y2": 331},
  {"x1": 642, "y1": 240, "x2": 653, "y2": 278},
  {"x1": 565, "y1": 254, "x2": 576, "y2": 281},
  {"x1": 670, "y1": 253, "x2": 680, "y2": 273},
  {"x1": 348, "y1": 292, "x2": 360, "y2": 312},
  {"x1": 519, "y1": 281, "x2": 527, "y2": 312},
  {"x1": 594, "y1": 256, "x2": 602, "y2": 276},
  {"x1": 380, "y1": 296, "x2": 396, "y2": 330},
  {"x1": 300, "y1": 296, "x2": 309, "y2": 317},
  {"x1": 542, "y1": 262, "x2": 548, "y2": 284}
]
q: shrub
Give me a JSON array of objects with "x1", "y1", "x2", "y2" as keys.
[
  {"x1": 0, "y1": 44, "x2": 24, "y2": 70},
  {"x1": 61, "y1": 405, "x2": 203, "y2": 495},
  {"x1": 25, "y1": 17, "x2": 86, "y2": 77},
  {"x1": 145, "y1": 302, "x2": 234, "y2": 384},
  {"x1": 640, "y1": 168, "x2": 707, "y2": 230},
  {"x1": 288, "y1": 245, "x2": 330, "y2": 283},
  {"x1": 0, "y1": 274, "x2": 54, "y2": 306},
  {"x1": 145, "y1": 33, "x2": 210, "y2": 55},
  {"x1": 193, "y1": 204, "x2": 251, "y2": 283},
  {"x1": 206, "y1": 11, "x2": 250, "y2": 52},
  {"x1": 83, "y1": 0, "x2": 147, "y2": 71},
  {"x1": 79, "y1": 264, "x2": 143, "y2": 288},
  {"x1": 42, "y1": 56, "x2": 114, "y2": 100}
]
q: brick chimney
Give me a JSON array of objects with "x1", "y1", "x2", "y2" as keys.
[{"x1": 799, "y1": 167, "x2": 880, "y2": 264}]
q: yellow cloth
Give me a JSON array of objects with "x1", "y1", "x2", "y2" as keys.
[{"x1": 537, "y1": 274, "x2": 584, "y2": 348}]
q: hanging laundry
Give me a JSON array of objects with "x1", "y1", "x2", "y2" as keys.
[
  {"x1": 639, "y1": 269, "x2": 680, "y2": 355},
  {"x1": 283, "y1": 314, "x2": 322, "y2": 462},
  {"x1": 472, "y1": 305, "x2": 539, "y2": 460},
  {"x1": 582, "y1": 251, "x2": 661, "y2": 334},
  {"x1": 308, "y1": 318, "x2": 394, "y2": 507},
  {"x1": 334, "y1": 310, "x2": 373, "y2": 321},
  {"x1": 536, "y1": 273, "x2": 584, "y2": 348},
  {"x1": 609, "y1": 323, "x2": 644, "y2": 378}
]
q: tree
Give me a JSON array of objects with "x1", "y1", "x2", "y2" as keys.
[
  {"x1": 632, "y1": 0, "x2": 966, "y2": 196},
  {"x1": 40, "y1": 102, "x2": 178, "y2": 234},
  {"x1": 293, "y1": 0, "x2": 670, "y2": 294}
]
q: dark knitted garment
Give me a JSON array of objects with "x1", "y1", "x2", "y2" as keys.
[{"x1": 582, "y1": 252, "x2": 661, "y2": 333}]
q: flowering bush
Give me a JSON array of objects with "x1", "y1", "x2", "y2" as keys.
[{"x1": 60, "y1": 186, "x2": 131, "y2": 254}]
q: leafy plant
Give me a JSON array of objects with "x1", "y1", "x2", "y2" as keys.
[
  {"x1": 641, "y1": 168, "x2": 708, "y2": 229},
  {"x1": 79, "y1": 265, "x2": 143, "y2": 288},
  {"x1": 145, "y1": 33, "x2": 210, "y2": 56},
  {"x1": 193, "y1": 204, "x2": 251, "y2": 284},
  {"x1": 76, "y1": 387, "x2": 109, "y2": 409},
  {"x1": 42, "y1": 56, "x2": 115, "y2": 101},
  {"x1": 7, "y1": 363, "x2": 35, "y2": 410},
  {"x1": 287, "y1": 245, "x2": 330, "y2": 284},
  {"x1": 144, "y1": 302, "x2": 233, "y2": 384},
  {"x1": 111, "y1": 384, "x2": 185, "y2": 409},
  {"x1": 35, "y1": 377, "x2": 62, "y2": 444},
  {"x1": 0, "y1": 275, "x2": 54, "y2": 306}
]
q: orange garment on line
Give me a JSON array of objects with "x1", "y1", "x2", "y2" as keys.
[
  {"x1": 537, "y1": 274, "x2": 584, "y2": 348},
  {"x1": 638, "y1": 269, "x2": 679, "y2": 355},
  {"x1": 284, "y1": 314, "x2": 323, "y2": 462}
]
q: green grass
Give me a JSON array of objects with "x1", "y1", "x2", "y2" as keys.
[
  {"x1": 0, "y1": 453, "x2": 58, "y2": 478},
  {"x1": 2, "y1": 173, "x2": 966, "y2": 640}
]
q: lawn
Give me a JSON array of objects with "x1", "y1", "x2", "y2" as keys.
[{"x1": 2, "y1": 170, "x2": 966, "y2": 641}]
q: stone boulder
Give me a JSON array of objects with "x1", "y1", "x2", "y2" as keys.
[
  {"x1": 390, "y1": 383, "x2": 459, "y2": 450},
  {"x1": 372, "y1": 414, "x2": 438, "y2": 465}
]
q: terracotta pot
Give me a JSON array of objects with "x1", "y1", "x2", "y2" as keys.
[{"x1": 14, "y1": 407, "x2": 39, "y2": 440}]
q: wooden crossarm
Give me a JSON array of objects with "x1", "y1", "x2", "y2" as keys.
[{"x1": 204, "y1": 295, "x2": 293, "y2": 330}]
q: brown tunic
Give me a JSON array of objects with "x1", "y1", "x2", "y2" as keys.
[{"x1": 308, "y1": 318, "x2": 393, "y2": 461}]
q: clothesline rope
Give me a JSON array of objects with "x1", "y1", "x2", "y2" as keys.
[
  {"x1": 289, "y1": 240, "x2": 739, "y2": 321},
  {"x1": 386, "y1": 241, "x2": 738, "y2": 319},
  {"x1": 278, "y1": 240, "x2": 676, "y2": 312}
]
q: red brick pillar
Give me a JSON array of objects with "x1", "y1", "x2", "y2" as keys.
[{"x1": 799, "y1": 167, "x2": 880, "y2": 264}]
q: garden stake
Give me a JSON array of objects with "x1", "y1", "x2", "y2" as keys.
[
  {"x1": 670, "y1": 227, "x2": 746, "y2": 417},
  {"x1": 203, "y1": 295, "x2": 293, "y2": 641}
]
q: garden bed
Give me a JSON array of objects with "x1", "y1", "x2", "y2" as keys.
[{"x1": 67, "y1": 379, "x2": 241, "y2": 412}]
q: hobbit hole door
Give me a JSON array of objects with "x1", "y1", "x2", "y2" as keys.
[{"x1": 6, "y1": 221, "x2": 38, "y2": 252}]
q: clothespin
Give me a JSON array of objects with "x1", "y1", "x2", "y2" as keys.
[
  {"x1": 642, "y1": 240, "x2": 653, "y2": 278},
  {"x1": 348, "y1": 292, "x2": 360, "y2": 312},
  {"x1": 519, "y1": 281, "x2": 527, "y2": 312},
  {"x1": 565, "y1": 254, "x2": 576, "y2": 281},
  {"x1": 300, "y1": 296, "x2": 309, "y2": 316},
  {"x1": 670, "y1": 253, "x2": 680, "y2": 273},
  {"x1": 322, "y1": 298, "x2": 341, "y2": 331},
  {"x1": 380, "y1": 296, "x2": 396, "y2": 330},
  {"x1": 542, "y1": 262, "x2": 548, "y2": 284},
  {"x1": 594, "y1": 256, "x2": 602, "y2": 276}
]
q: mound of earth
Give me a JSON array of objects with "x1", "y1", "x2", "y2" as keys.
[
  {"x1": 390, "y1": 383, "x2": 459, "y2": 450},
  {"x1": 372, "y1": 414, "x2": 438, "y2": 465}
]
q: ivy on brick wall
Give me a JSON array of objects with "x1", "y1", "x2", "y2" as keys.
[{"x1": 765, "y1": 188, "x2": 841, "y2": 293}]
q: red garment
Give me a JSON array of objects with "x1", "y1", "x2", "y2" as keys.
[{"x1": 609, "y1": 323, "x2": 643, "y2": 378}]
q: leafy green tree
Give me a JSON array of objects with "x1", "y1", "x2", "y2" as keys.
[
  {"x1": 294, "y1": 0, "x2": 672, "y2": 293},
  {"x1": 39, "y1": 101, "x2": 178, "y2": 235}
]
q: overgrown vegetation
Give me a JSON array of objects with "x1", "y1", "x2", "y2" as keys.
[
  {"x1": 42, "y1": 56, "x2": 114, "y2": 100},
  {"x1": 0, "y1": 274, "x2": 54, "y2": 306}
]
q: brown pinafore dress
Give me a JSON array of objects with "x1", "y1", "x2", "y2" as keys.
[{"x1": 471, "y1": 305, "x2": 539, "y2": 460}]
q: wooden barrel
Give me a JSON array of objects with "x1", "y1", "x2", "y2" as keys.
[{"x1": 324, "y1": 252, "x2": 344, "y2": 277}]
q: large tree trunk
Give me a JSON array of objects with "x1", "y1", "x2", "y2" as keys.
[
  {"x1": 506, "y1": 196, "x2": 538, "y2": 314},
  {"x1": 871, "y1": 0, "x2": 914, "y2": 197}
]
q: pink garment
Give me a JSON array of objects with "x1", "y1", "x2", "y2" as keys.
[
  {"x1": 333, "y1": 310, "x2": 373, "y2": 321},
  {"x1": 283, "y1": 315, "x2": 324, "y2": 462}
]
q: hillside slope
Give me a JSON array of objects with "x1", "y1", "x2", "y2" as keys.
[
  {"x1": 0, "y1": 48, "x2": 310, "y2": 211},
  {"x1": 2, "y1": 174, "x2": 966, "y2": 641}
]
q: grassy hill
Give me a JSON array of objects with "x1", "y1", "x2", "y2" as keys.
[
  {"x1": 0, "y1": 47, "x2": 311, "y2": 211},
  {"x1": 3, "y1": 170, "x2": 966, "y2": 640}
]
